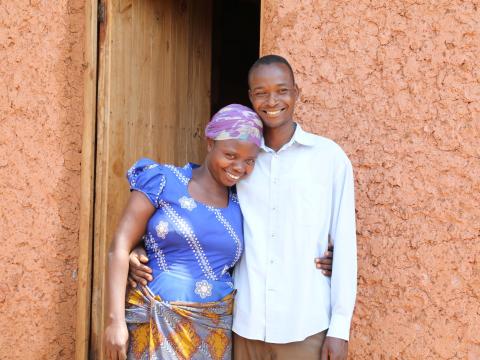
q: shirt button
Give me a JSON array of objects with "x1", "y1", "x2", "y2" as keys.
[
  {"x1": 271, "y1": 233, "x2": 275, "y2": 238},
  {"x1": 270, "y1": 259, "x2": 274, "y2": 264},
  {"x1": 272, "y1": 207, "x2": 276, "y2": 211}
]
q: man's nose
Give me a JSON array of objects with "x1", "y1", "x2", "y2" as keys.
[{"x1": 267, "y1": 92, "x2": 278, "y2": 106}]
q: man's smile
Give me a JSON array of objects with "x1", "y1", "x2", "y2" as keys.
[{"x1": 264, "y1": 108, "x2": 285, "y2": 116}]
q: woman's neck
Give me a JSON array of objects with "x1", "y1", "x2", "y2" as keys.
[{"x1": 189, "y1": 165, "x2": 229, "y2": 206}]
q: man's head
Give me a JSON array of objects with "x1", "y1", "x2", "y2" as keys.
[{"x1": 248, "y1": 55, "x2": 298, "y2": 130}]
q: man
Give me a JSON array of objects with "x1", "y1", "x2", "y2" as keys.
[
  {"x1": 231, "y1": 55, "x2": 357, "y2": 360},
  {"x1": 129, "y1": 55, "x2": 356, "y2": 359}
]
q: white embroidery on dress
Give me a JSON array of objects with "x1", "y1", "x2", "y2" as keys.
[
  {"x1": 127, "y1": 163, "x2": 165, "y2": 207},
  {"x1": 164, "y1": 164, "x2": 190, "y2": 185},
  {"x1": 144, "y1": 164, "x2": 159, "y2": 170},
  {"x1": 155, "y1": 221, "x2": 169, "y2": 239},
  {"x1": 194, "y1": 280, "x2": 213, "y2": 299},
  {"x1": 230, "y1": 192, "x2": 239, "y2": 204},
  {"x1": 221, "y1": 265, "x2": 230, "y2": 276},
  {"x1": 143, "y1": 233, "x2": 169, "y2": 272},
  {"x1": 127, "y1": 163, "x2": 159, "y2": 187},
  {"x1": 127, "y1": 166, "x2": 136, "y2": 185},
  {"x1": 179, "y1": 196, "x2": 197, "y2": 211},
  {"x1": 159, "y1": 200, "x2": 217, "y2": 280},
  {"x1": 206, "y1": 206, "x2": 243, "y2": 269}
]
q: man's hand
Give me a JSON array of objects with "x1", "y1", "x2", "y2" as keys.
[
  {"x1": 321, "y1": 336, "x2": 348, "y2": 360},
  {"x1": 128, "y1": 246, "x2": 153, "y2": 287},
  {"x1": 314, "y1": 240, "x2": 334, "y2": 276}
]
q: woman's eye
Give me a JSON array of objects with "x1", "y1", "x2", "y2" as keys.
[{"x1": 225, "y1": 153, "x2": 235, "y2": 159}]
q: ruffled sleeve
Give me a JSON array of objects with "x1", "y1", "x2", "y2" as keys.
[{"x1": 126, "y1": 158, "x2": 166, "y2": 208}]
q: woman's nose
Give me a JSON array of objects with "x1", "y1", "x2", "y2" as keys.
[{"x1": 232, "y1": 160, "x2": 246, "y2": 173}]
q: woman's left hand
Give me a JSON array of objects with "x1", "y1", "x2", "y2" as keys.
[{"x1": 104, "y1": 321, "x2": 129, "y2": 360}]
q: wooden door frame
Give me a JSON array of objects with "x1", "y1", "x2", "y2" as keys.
[
  {"x1": 75, "y1": 0, "x2": 98, "y2": 358},
  {"x1": 75, "y1": 1, "x2": 265, "y2": 359}
]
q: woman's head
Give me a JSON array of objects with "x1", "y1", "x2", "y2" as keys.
[{"x1": 204, "y1": 104, "x2": 263, "y2": 186}]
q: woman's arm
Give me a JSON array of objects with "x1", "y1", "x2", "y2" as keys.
[{"x1": 104, "y1": 191, "x2": 156, "y2": 360}]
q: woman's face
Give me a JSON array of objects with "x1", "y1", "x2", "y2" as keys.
[{"x1": 206, "y1": 138, "x2": 260, "y2": 187}]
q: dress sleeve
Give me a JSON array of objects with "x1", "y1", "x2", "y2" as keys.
[{"x1": 126, "y1": 158, "x2": 166, "y2": 208}]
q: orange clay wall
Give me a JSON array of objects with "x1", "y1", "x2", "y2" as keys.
[
  {"x1": 0, "y1": 1, "x2": 84, "y2": 358},
  {"x1": 1, "y1": 1, "x2": 479, "y2": 359},
  {"x1": 261, "y1": 1, "x2": 480, "y2": 359}
]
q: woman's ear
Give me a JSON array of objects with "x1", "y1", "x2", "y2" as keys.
[{"x1": 207, "y1": 138, "x2": 215, "y2": 152}]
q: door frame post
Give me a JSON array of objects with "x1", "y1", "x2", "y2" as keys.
[
  {"x1": 75, "y1": 0, "x2": 98, "y2": 359},
  {"x1": 259, "y1": 0, "x2": 265, "y2": 56}
]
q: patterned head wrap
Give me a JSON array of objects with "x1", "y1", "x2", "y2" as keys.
[{"x1": 205, "y1": 104, "x2": 263, "y2": 147}]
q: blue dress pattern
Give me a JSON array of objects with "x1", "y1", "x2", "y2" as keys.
[{"x1": 127, "y1": 158, "x2": 244, "y2": 303}]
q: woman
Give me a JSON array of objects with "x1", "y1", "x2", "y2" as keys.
[{"x1": 104, "y1": 104, "x2": 263, "y2": 360}]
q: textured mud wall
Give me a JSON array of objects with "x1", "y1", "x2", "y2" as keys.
[
  {"x1": 262, "y1": 1, "x2": 480, "y2": 359},
  {"x1": 0, "y1": 1, "x2": 84, "y2": 358}
]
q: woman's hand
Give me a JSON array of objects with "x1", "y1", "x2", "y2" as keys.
[
  {"x1": 314, "y1": 240, "x2": 334, "y2": 276},
  {"x1": 128, "y1": 246, "x2": 153, "y2": 287},
  {"x1": 104, "y1": 321, "x2": 129, "y2": 360}
]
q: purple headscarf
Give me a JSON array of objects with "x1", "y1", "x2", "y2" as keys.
[{"x1": 205, "y1": 104, "x2": 263, "y2": 147}]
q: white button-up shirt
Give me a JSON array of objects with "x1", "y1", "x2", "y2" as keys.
[{"x1": 233, "y1": 124, "x2": 357, "y2": 343}]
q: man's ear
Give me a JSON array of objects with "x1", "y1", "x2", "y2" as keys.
[
  {"x1": 248, "y1": 89, "x2": 253, "y2": 105},
  {"x1": 207, "y1": 138, "x2": 215, "y2": 152},
  {"x1": 294, "y1": 83, "x2": 300, "y2": 101}
]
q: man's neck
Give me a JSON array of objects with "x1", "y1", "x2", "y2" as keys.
[{"x1": 264, "y1": 122, "x2": 296, "y2": 152}]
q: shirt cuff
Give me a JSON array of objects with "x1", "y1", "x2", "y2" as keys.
[{"x1": 326, "y1": 314, "x2": 351, "y2": 341}]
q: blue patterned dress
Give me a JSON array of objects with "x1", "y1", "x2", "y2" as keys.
[{"x1": 125, "y1": 158, "x2": 243, "y2": 359}]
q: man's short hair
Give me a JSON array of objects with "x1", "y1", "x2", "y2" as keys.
[{"x1": 248, "y1": 54, "x2": 295, "y2": 87}]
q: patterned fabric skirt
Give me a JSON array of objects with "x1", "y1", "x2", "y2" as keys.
[{"x1": 125, "y1": 286, "x2": 234, "y2": 360}]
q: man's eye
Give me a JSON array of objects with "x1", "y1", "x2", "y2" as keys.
[
  {"x1": 225, "y1": 153, "x2": 235, "y2": 159},
  {"x1": 246, "y1": 159, "x2": 255, "y2": 166},
  {"x1": 255, "y1": 92, "x2": 267, "y2": 97},
  {"x1": 279, "y1": 88, "x2": 288, "y2": 94}
]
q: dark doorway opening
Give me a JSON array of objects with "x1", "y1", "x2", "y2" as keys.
[{"x1": 211, "y1": 0, "x2": 261, "y2": 114}]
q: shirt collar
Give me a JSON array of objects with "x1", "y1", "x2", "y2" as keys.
[{"x1": 260, "y1": 123, "x2": 315, "y2": 152}]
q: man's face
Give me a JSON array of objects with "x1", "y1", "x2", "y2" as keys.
[{"x1": 248, "y1": 63, "x2": 298, "y2": 130}]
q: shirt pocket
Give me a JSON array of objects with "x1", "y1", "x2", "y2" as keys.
[{"x1": 287, "y1": 179, "x2": 329, "y2": 227}]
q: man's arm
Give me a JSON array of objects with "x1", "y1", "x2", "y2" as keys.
[
  {"x1": 130, "y1": 238, "x2": 335, "y2": 285},
  {"x1": 323, "y1": 155, "x2": 357, "y2": 358}
]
